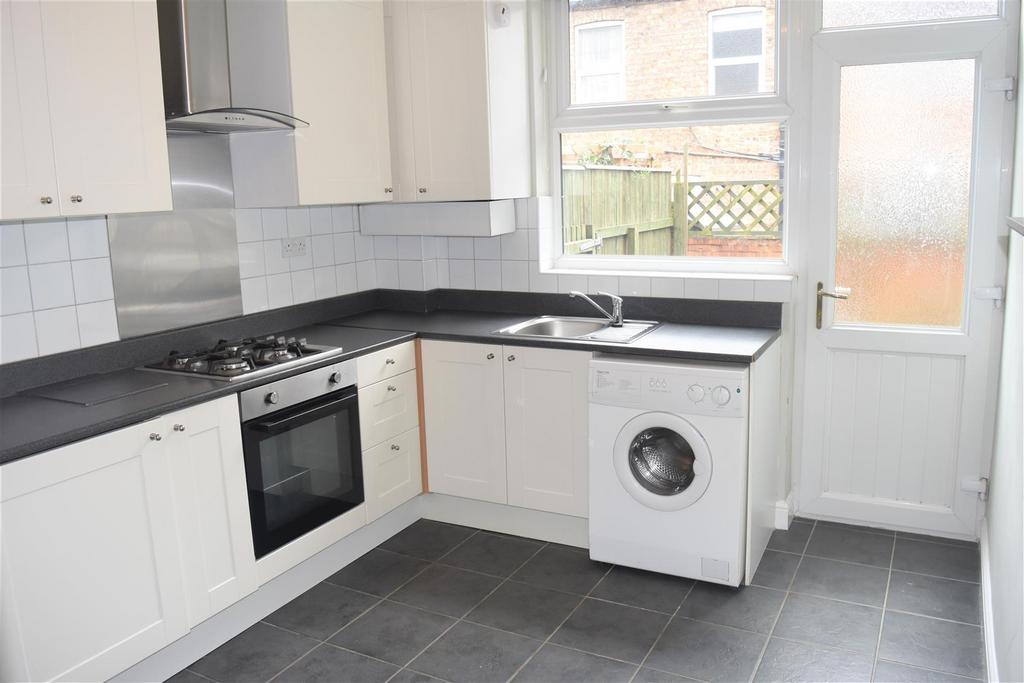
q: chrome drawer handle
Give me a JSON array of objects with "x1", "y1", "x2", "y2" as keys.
[
  {"x1": 487, "y1": 353, "x2": 495, "y2": 360},
  {"x1": 149, "y1": 433, "x2": 162, "y2": 441},
  {"x1": 70, "y1": 194, "x2": 83, "y2": 203},
  {"x1": 40, "y1": 195, "x2": 53, "y2": 204},
  {"x1": 385, "y1": 358, "x2": 395, "y2": 365},
  {"x1": 173, "y1": 424, "x2": 185, "y2": 432},
  {"x1": 391, "y1": 444, "x2": 400, "y2": 451},
  {"x1": 387, "y1": 385, "x2": 397, "y2": 392},
  {"x1": 507, "y1": 354, "x2": 516, "y2": 362},
  {"x1": 418, "y1": 187, "x2": 427, "y2": 193}
]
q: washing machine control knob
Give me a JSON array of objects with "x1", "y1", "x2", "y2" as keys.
[
  {"x1": 686, "y1": 384, "x2": 705, "y2": 402},
  {"x1": 711, "y1": 385, "x2": 731, "y2": 406}
]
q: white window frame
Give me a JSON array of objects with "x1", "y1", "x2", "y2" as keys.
[
  {"x1": 573, "y1": 20, "x2": 626, "y2": 105},
  {"x1": 544, "y1": 0, "x2": 803, "y2": 277},
  {"x1": 708, "y1": 7, "x2": 767, "y2": 97}
]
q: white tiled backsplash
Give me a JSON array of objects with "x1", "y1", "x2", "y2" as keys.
[{"x1": 0, "y1": 198, "x2": 791, "y2": 364}]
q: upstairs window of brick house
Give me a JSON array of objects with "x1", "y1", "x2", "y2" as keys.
[
  {"x1": 575, "y1": 21, "x2": 625, "y2": 104},
  {"x1": 708, "y1": 9, "x2": 765, "y2": 96}
]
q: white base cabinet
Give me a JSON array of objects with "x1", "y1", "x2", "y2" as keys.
[{"x1": 421, "y1": 341, "x2": 590, "y2": 517}]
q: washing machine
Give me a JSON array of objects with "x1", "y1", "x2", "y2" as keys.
[{"x1": 589, "y1": 354, "x2": 751, "y2": 586}]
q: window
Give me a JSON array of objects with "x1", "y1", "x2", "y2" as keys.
[
  {"x1": 822, "y1": 0, "x2": 999, "y2": 28},
  {"x1": 574, "y1": 21, "x2": 625, "y2": 104},
  {"x1": 708, "y1": 9, "x2": 765, "y2": 96}
]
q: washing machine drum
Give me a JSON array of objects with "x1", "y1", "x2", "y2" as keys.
[{"x1": 612, "y1": 412, "x2": 713, "y2": 511}]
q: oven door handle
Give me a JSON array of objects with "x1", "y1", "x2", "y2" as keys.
[{"x1": 248, "y1": 389, "x2": 357, "y2": 434}]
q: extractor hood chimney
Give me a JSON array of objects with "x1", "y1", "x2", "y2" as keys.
[{"x1": 157, "y1": 0, "x2": 308, "y2": 133}]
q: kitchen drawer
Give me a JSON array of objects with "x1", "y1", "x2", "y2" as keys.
[
  {"x1": 357, "y1": 341, "x2": 416, "y2": 387},
  {"x1": 358, "y1": 369, "x2": 419, "y2": 448},
  {"x1": 363, "y1": 426, "x2": 422, "y2": 522}
]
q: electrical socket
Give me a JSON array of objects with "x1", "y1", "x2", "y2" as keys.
[{"x1": 282, "y1": 238, "x2": 307, "y2": 258}]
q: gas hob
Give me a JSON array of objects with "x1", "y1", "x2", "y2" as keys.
[{"x1": 142, "y1": 335, "x2": 345, "y2": 382}]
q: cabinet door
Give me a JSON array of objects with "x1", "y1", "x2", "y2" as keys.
[
  {"x1": 288, "y1": 0, "x2": 393, "y2": 205},
  {"x1": 363, "y1": 425, "x2": 422, "y2": 522},
  {"x1": 0, "y1": 0, "x2": 59, "y2": 220},
  {"x1": 359, "y1": 369, "x2": 419, "y2": 449},
  {"x1": 503, "y1": 347, "x2": 591, "y2": 517},
  {"x1": 165, "y1": 396, "x2": 257, "y2": 628},
  {"x1": 39, "y1": 0, "x2": 170, "y2": 216},
  {"x1": 405, "y1": 0, "x2": 491, "y2": 201},
  {"x1": 0, "y1": 421, "x2": 188, "y2": 683},
  {"x1": 421, "y1": 340, "x2": 507, "y2": 503}
]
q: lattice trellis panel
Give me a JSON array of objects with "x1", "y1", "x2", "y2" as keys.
[{"x1": 687, "y1": 180, "x2": 782, "y2": 235}]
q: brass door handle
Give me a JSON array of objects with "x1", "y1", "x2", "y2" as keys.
[{"x1": 816, "y1": 282, "x2": 851, "y2": 329}]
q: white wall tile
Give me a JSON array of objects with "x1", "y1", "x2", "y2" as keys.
[
  {"x1": 528, "y1": 230, "x2": 539, "y2": 262},
  {"x1": 0, "y1": 312, "x2": 38, "y2": 362},
  {"x1": 685, "y1": 278, "x2": 719, "y2": 300},
  {"x1": 67, "y1": 218, "x2": 109, "y2": 259},
  {"x1": 588, "y1": 275, "x2": 619, "y2": 295},
  {"x1": 0, "y1": 223, "x2": 27, "y2": 267},
  {"x1": 448, "y1": 237, "x2": 475, "y2": 260},
  {"x1": 376, "y1": 259, "x2": 399, "y2": 288},
  {"x1": 754, "y1": 279, "x2": 793, "y2": 302},
  {"x1": 266, "y1": 272, "x2": 293, "y2": 309},
  {"x1": 333, "y1": 233, "x2": 356, "y2": 264},
  {"x1": 313, "y1": 266, "x2": 337, "y2": 299},
  {"x1": 436, "y1": 259, "x2": 450, "y2": 288},
  {"x1": 353, "y1": 233, "x2": 375, "y2": 261},
  {"x1": 398, "y1": 260, "x2": 425, "y2": 290},
  {"x1": 619, "y1": 276, "x2": 651, "y2": 297},
  {"x1": 235, "y1": 209, "x2": 264, "y2": 242},
  {"x1": 449, "y1": 260, "x2": 475, "y2": 289},
  {"x1": 501, "y1": 261, "x2": 529, "y2": 291},
  {"x1": 332, "y1": 206, "x2": 357, "y2": 232},
  {"x1": 1, "y1": 267, "x2": 33, "y2": 314},
  {"x1": 423, "y1": 259, "x2": 438, "y2": 290},
  {"x1": 475, "y1": 260, "x2": 501, "y2": 290},
  {"x1": 264, "y1": 239, "x2": 289, "y2": 275},
  {"x1": 474, "y1": 236, "x2": 501, "y2": 260},
  {"x1": 24, "y1": 220, "x2": 69, "y2": 264},
  {"x1": 286, "y1": 207, "x2": 311, "y2": 237},
  {"x1": 309, "y1": 207, "x2": 333, "y2": 235},
  {"x1": 558, "y1": 273, "x2": 588, "y2": 293},
  {"x1": 240, "y1": 276, "x2": 269, "y2": 314},
  {"x1": 76, "y1": 300, "x2": 119, "y2": 346},
  {"x1": 28, "y1": 262, "x2": 75, "y2": 309},
  {"x1": 397, "y1": 236, "x2": 424, "y2": 261},
  {"x1": 291, "y1": 269, "x2": 316, "y2": 303},
  {"x1": 421, "y1": 237, "x2": 437, "y2": 260},
  {"x1": 261, "y1": 208, "x2": 287, "y2": 239},
  {"x1": 718, "y1": 278, "x2": 755, "y2": 301},
  {"x1": 336, "y1": 263, "x2": 358, "y2": 295},
  {"x1": 237, "y1": 242, "x2": 266, "y2": 279},
  {"x1": 71, "y1": 258, "x2": 114, "y2": 304},
  {"x1": 288, "y1": 243, "x2": 313, "y2": 271},
  {"x1": 500, "y1": 230, "x2": 529, "y2": 260},
  {"x1": 312, "y1": 234, "x2": 335, "y2": 268},
  {"x1": 650, "y1": 277, "x2": 685, "y2": 298},
  {"x1": 434, "y1": 237, "x2": 449, "y2": 259},
  {"x1": 374, "y1": 235, "x2": 398, "y2": 260},
  {"x1": 529, "y1": 270, "x2": 558, "y2": 293},
  {"x1": 34, "y1": 306, "x2": 80, "y2": 355},
  {"x1": 356, "y1": 260, "x2": 377, "y2": 290}
]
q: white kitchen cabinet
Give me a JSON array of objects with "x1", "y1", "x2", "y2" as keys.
[
  {"x1": 0, "y1": 420, "x2": 189, "y2": 683},
  {"x1": 384, "y1": 0, "x2": 531, "y2": 203},
  {"x1": 165, "y1": 396, "x2": 258, "y2": 628},
  {"x1": 229, "y1": 0, "x2": 393, "y2": 207},
  {"x1": 421, "y1": 340, "x2": 508, "y2": 503},
  {"x1": 503, "y1": 346, "x2": 590, "y2": 517},
  {"x1": 363, "y1": 426, "x2": 422, "y2": 522},
  {"x1": 359, "y1": 369, "x2": 419, "y2": 449}
]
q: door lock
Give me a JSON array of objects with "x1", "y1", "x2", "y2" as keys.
[{"x1": 816, "y1": 282, "x2": 850, "y2": 329}]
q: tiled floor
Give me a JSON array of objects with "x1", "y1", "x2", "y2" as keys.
[{"x1": 168, "y1": 518, "x2": 984, "y2": 683}]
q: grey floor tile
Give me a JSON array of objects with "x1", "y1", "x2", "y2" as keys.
[
  {"x1": 887, "y1": 571, "x2": 980, "y2": 624},
  {"x1": 329, "y1": 600, "x2": 455, "y2": 666},
  {"x1": 878, "y1": 611, "x2": 985, "y2": 679},
  {"x1": 873, "y1": 660, "x2": 982, "y2": 682},
  {"x1": 275, "y1": 643, "x2": 398, "y2": 682},
  {"x1": 750, "y1": 551, "x2": 801, "y2": 590},
  {"x1": 512, "y1": 644, "x2": 636, "y2": 683},
  {"x1": 645, "y1": 618, "x2": 766, "y2": 682},
  {"x1": 892, "y1": 539, "x2": 980, "y2": 583},
  {"x1": 410, "y1": 621, "x2": 540, "y2": 683},
  {"x1": 390, "y1": 564, "x2": 501, "y2": 617},
  {"x1": 511, "y1": 545, "x2": 610, "y2": 595},
  {"x1": 189, "y1": 622, "x2": 317, "y2": 683},
  {"x1": 381, "y1": 520, "x2": 477, "y2": 561},
  {"x1": 550, "y1": 597, "x2": 669, "y2": 664},
  {"x1": 632, "y1": 668, "x2": 698, "y2": 682},
  {"x1": 325, "y1": 548, "x2": 430, "y2": 596},
  {"x1": 437, "y1": 531, "x2": 543, "y2": 577},
  {"x1": 389, "y1": 670, "x2": 446, "y2": 683},
  {"x1": 590, "y1": 565, "x2": 693, "y2": 613},
  {"x1": 773, "y1": 593, "x2": 883, "y2": 654},
  {"x1": 805, "y1": 525, "x2": 894, "y2": 568},
  {"x1": 467, "y1": 580, "x2": 582, "y2": 639},
  {"x1": 766, "y1": 521, "x2": 814, "y2": 554},
  {"x1": 264, "y1": 581, "x2": 378, "y2": 640},
  {"x1": 163, "y1": 670, "x2": 210, "y2": 683},
  {"x1": 678, "y1": 582, "x2": 785, "y2": 634},
  {"x1": 818, "y1": 520, "x2": 895, "y2": 536},
  {"x1": 754, "y1": 637, "x2": 873, "y2": 682},
  {"x1": 894, "y1": 532, "x2": 978, "y2": 549},
  {"x1": 791, "y1": 555, "x2": 890, "y2": 606}
]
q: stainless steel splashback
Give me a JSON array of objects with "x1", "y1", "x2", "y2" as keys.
[{"x1": 108, "y1": 134, "x2": 242, "y2": 338}]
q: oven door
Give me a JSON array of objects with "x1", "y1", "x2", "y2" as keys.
[{"x1": 242, "y1": 385, "x2": 363, "y2": 558}]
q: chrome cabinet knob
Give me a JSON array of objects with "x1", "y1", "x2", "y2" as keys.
[
  {"x1": 487, "y1": 353, "x2": 495, "y2": 360},
  {"x1": 329, "y1": 371, "x2": 342, "y2": 385},
  {"x1": 387, "y1": 384, "x2": 397, "y2": 392},
  {"x1": 265, "y1": 391, "x2": 279, "y2": 405},
  {"x1": 385, "y1": 358, "x2": 395, "y2": 365},
  {"x1": 70, "y1": 194, "x2": 83, "y2": 203},
  {"x1": 384, "y1": 187, "x2": 393, "y2": 193},
  {"x1": 173, "y1": 424, "x2": 185, "y2": 432},
  {"x1": 391, "y1": 444, "x2": 401, "y2": 451},
  {"x1": 149, "y1": 433, "x2": 162, "y2": 441},
  {"x1": 507, "y1": 354, "x2": 516, "y2": 362},
  {"x1": 40, "y1": 196, "x2": 53, "y2": 204},
  {"x1": 418, "y1": 187, "x2": 427, "y2": 193}
]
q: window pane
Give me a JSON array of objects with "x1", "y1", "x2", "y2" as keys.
[
  {"x1": 823, "y1": 0, "x2": 999, "y2": 28},
  {"x1": 579, "y1": 74, "x2": 624, "y2": 103},
  {"x1": 560, "y1": 123, "x2": 784, "y2": 259},
  {"x1": 577, "y1": 24, "x2": 623, "y2": 73},
  {"x1": 568, "y1": 0, "x2": 776, "y2": 105},
  {"x1": 714, "y1": 63, "x2": 760, "y2": 96},
  {"x1": 834, "y1": 60, "x2": 975, "y2": 328}
]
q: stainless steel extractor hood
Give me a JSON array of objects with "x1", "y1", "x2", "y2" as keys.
[{"x1": 157, "y1": 0, "x2": 308, "y2": 133}]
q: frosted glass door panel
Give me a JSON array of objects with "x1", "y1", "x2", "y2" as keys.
[
  {"x1": 822, "y1": 1, "x2": 999, "y2": 28},
  {"x1": 833, "y1": 59, "x2": 975, "y2": 328}
]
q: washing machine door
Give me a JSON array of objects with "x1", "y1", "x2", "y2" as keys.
[{"x1": 612, "y1": 412, "x2": 712, "y2": 511}]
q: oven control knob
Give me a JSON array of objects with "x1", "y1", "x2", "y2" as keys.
[
  {"x1": 686, "y1": 384, "x2": 705, "y2": 402},
  {"x1": 329, "y1": 371, "x2": 342, "y2": 385},
  {"x1": 711, "y1": 385, "x2": 731, "y2": 406},
  {"x1": 265, "y1": 391, "x2": 280, "y2": 405}
]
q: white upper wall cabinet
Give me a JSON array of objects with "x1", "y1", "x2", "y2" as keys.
[
  {"x1": 1, "y1": 0, "x2": 171, "y2": 220},
  {"x1": 228, "y1": 0, "x2": 393, "y2": 208},
  {"x1": 385, "y1": 0, "x2": 531, "y2": 203}
]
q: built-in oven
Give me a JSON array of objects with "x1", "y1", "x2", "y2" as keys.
[{"x1": 239, "y1": 359, "x2": 362, "y2": 559}]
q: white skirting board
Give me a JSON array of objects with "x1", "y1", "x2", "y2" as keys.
[
  {"x1": 980, "y1": 520, "x2": 999, "y2": 683},
  {"x1": 774, "y1": 491, "x2": 795, "y2": 529},
  {"x1": 419, "y1": 492, "x2": 590, "y2": 548}
]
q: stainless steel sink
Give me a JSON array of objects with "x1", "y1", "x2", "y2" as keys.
[{"x1": 495, "y1": 316, "x2": 660, "y2": 344}]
